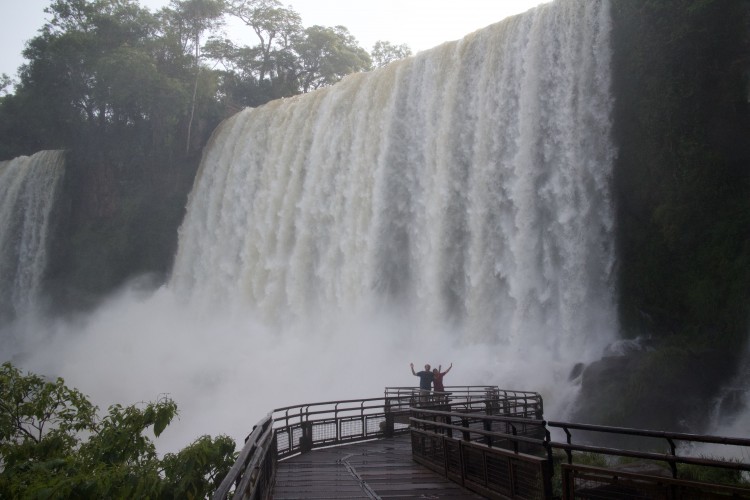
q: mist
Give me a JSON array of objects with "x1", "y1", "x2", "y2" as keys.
[{"x1": 2, "y1": 278, "x2": 600, "y2": 455}]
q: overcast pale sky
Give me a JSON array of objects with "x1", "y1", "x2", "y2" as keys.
[{"x1": 1, "y1": 0, "x2": 549, "y2": 79}]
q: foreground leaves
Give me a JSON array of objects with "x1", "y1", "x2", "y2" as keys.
[{"x1": 0, "y1": 362, "x2": 236, "y2": 499}]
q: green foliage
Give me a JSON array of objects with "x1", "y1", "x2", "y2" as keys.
[
  {"x1": 225, "y1": 0, "x2": 376, "y2": 95},
  {"x1": 550, "y1": 451, "x2": 610, "y2": 497},
  {"x1": 611, "y1": 0, "x2": 750, "y2": 350},
  {"x1": 0, "y1": 362, "x2": 237, "y2": 499},
  {"x1": 80, "y1": 398, "x2": 178, "y2": 467},
  {"x1": 0, "y1": 362, "x2": 97, "y2": 466},
  {"x1": 371, "y1": 40, "x2": 412, "y2": 68},
  {"x1": 162, "y1": 435, "x2": 237, "y2": 498},
  {"x1": 0, "y1": 74, "x2": 12, "y2": 96},
  {"x1": 226, "y1": 0, "x2": 303, "y2": 86},
  {"x1": 294, "y1": 25, "x2": 372, "y2": 92},
  {"x1": 678, "y1": 461, "x2": 749, "y2": 486}
]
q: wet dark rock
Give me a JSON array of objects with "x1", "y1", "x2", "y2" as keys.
[
  {"x1": 570, "y1": 339, "x2": 737, "y2": 439},
  {"x1": 568, "y1": 362, "x2": 585, "y2": 381}
]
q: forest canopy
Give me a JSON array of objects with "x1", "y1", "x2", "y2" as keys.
[
  {"x1": 0, "y1": 362, "x2": 236, "y2": 498},
  {"x1": 0, "y1": 0, "x2": 412, "y2": 160}
]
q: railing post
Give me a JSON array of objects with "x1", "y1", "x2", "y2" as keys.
[
  {"x1": 667, "y1": 438, "x2": 677, "y2": 478},
  {"x1": 564, "y1": 427, "x2": 573, "y2": 464},
  {"x1": 384, "y1": 398, "x2": 394, "y2": 437},
  {"x1": 485, "y1": 387, "x2": 500, "y2": 415},
  {"x1": 535, "y1": 394, "x2": 544, "y2": 420},
  {"x1": 384, "y1": 412, "x2": 394, "y2": 437},
  {"x1": 335, "y1": 403, "x2": 340, "y2": 442},
  {"x1": 483, "y1": 418, "x2": 493, "y2": 447},
  {"x1": 299, "y1": 421, "x2": 313, "y2": 453}
]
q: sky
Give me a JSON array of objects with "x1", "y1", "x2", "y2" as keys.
[{"x1": 0, "y1": 0, "x2": 549, "y2": 80}]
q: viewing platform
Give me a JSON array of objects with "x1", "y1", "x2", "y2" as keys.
[
  {"x1": 274, "y1": 434, "x2": 482, "y2": 499},
  {"x1": 213, "y1": 386, "x2": 750, "y2": 499}
]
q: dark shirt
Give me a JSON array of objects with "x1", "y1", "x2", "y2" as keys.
[{"x1": 416, "y1": 370, "x2": 434, "y2": 390}]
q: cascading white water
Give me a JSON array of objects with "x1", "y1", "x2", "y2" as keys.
[
  {"x1": 172, "y1": 0, "x2": 618, "y2": 362},
  {"x1": 0, "y1": 150, "x2": 65, "y2": 319}
]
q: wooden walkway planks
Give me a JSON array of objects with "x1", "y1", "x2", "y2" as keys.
[{"x1": 273, "y1": 434, "x2": 484, "y2": 499}]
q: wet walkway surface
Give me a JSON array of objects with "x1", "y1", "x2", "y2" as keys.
[{"x1": 273, "y1": 434, "x2": 484, "y2": 499}]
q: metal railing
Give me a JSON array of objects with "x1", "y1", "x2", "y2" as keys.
[
  {"x1": 409, "y1": 405, "x2": 552, "y2": 499},
  {"x1": 548, "y1": 420, "x2": 750, "y2": 499},
  {"x1": 412, "y1": 406, "x2": 549, "y2": 453},
  {"x1": 385, "y1": 386, "x2": 541, "y2": 407},
  {"x1": 214, "y1": 388, "x2": 750, "y2": 500},
  {"x1": 409, "y1": 410, "x2": 750, "y2": 499},
  {"x1": 212, "y1": 413, "x2": 275, "y2": 500},
  {"x1": 385, "y1": 385, "x2": 502, "y2": 399},
  {"x1": 273, "y1": 395, "x2": 412, "y2": 459},
  {"x1": 213, "y1": 386, "x2": 502, "y2": 499},
  {"x1": 384, "y1": 386, "x2": 544, "y2": 423}
]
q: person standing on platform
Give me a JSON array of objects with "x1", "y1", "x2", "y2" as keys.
[
  {"x1": 410, "y1": 363, "x2": 434, "y2": 392},
  {"x1": 432, "y1": 363, "x2": 452, "y2": 393}
]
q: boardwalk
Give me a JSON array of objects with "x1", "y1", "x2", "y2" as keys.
[
  {"x1": 273, "y1": 434, "x2": 483, "y2": 499},
  {"x1": 213, "y1": 388, "x2": 750, "y2": 500}
]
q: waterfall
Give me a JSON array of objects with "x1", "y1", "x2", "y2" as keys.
[
  {"x1": 171, "y1": 0, "x2": 617, "y2": 361},
  {"x1": 0, "y1": 150, "x2": 65, "y2": 320}
]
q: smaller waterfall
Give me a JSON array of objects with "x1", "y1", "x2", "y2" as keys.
[
  {"x1": 705, "y1": 340, "x2": 750, "y2": 436},
  {"x1": 0, "y1": 150, "x2": 65, "y2": 320}
]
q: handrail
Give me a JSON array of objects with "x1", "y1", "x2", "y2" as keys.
[
  {"x1": 273, "y1": 394, "x2": 415, "y2": 459},
  {"x1": 409, "y1": 395, "x2": 553, "y2": 500},
  {"x1": 548, "y1": 420, "x2": 750, "y2": 478},
  {"x1": 385, "y1": 385, "x2": 499, "y2": 394},
  {"x1": 409, "y1": 403, "x2": 550, "y2": 459},
  {"x1": 384, "y1": 386, "x2": 540, "y2": 401},
  {"x1": 548, "y1": 420, "x2": 750, "y2": 446},
  {"x1": 560, "y1": 462, "x2": 750, "y2": 499},
  {"x1": 274, "y1": 395, "x2": 393, "y2": 412},
  {"x1": 212, "y1": 412, "x2": 273, "y2": 500},
  {"x1": 411, "y1": 406, "x2": 546, "y2": 426},
  {"x1": 553, "y1": 440, "x2": 750, "y2": 472},
  {"x1": 410, "y1": 416, "x2": 548, "y2": 448}
]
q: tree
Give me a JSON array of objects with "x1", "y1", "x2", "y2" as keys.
[
  {"x1": 222, "y1": 3, "x2": 373, "y2": 97},
  {"x1": 371, "y1": 40, "x2": 412, "y2": 68},
  {"x1": 164, "y1": 0, "x2": 225, "y2": 153},
  {"x1": 162, "y1": 434, "x2": 237, "y2": 497},
  {"x1": 0, "y1": 362, "x2": 237, "y2": 498},
  {"x1": 293, "y1": 25, "x2": 372, "y2": 93},
  {"x1": 35, "y1": 0, "x2": 163, "y2": 130},
  {"x1": 0, "y1": 362, "x2": 97, "y2": 466},
  {"x1": 0, "y1": 74, "x2": 13, "y2": 96},
  {"x1": 226, "y1": 0, "x2": 302, "y2": 83}
]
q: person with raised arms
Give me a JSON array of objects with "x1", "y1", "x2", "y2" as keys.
[{"x1": 410, "y1": 362, "x2": 434, "y2": 392}]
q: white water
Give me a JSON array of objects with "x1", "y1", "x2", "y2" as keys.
[
  {"x1": 695, "y1": 340, "x2": 750, "y2": 459},
  {"x1": 172, "y1": 0, "x2": 617, "y2": 359},
  {"x1": 0, "y1": 150, "x2": 65, "y2": 320},
  {"x1": 4, "y1": 0, "x2": 619, "y2": 454}
]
